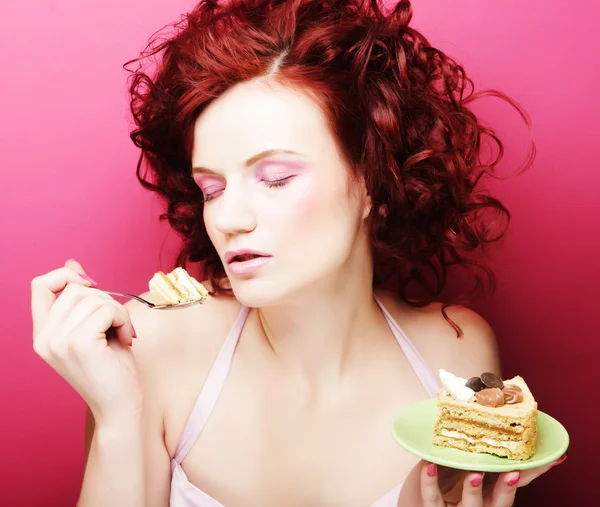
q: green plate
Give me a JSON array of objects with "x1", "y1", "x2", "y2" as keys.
[{"x1": 391, "y1": 399, "x2": 569, "y2": 472}]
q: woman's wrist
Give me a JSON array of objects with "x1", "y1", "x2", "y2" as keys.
[
  {"x1": 94, "y1": 412, "x2": 143, "y2": 437},
  {"x1": 90, "y1": 394, "x2": 144, "y2": 430}
]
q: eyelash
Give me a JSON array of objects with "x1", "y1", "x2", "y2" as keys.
[
  {"x1": 202, "y1": 193, "x2": 220, "y2": 203},
  {"x1": 202, "y1": 176, "x2": 293, "y2": 203},
  {"x1": 263, "y1": 176, "x2": 293, "y2": 188}
]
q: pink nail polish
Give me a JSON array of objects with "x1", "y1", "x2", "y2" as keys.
[
  {"x1": 507, "y1": 472, "x2": 520, "y2": 487},
  {"x1": 551, "y1": 455, "x2": 567, "y2": 467},
  {"x1": 471, "y1": 474, "x2": 484, "y2": 487},
  {"x1": 132, "y1": 326, "x2": 137, "y2": 339},
  {"x1": 79, "y1": 274, "x2": 98, "y2": 286},
  {"x1": 427, "y1": 463, "x2": 436, "y2": 477}
]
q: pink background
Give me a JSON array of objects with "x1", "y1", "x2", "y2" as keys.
[{"x1": 2, "y1": 1, "x2": 597, "y2": 505}]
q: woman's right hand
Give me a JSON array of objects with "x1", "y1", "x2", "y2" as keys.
[
  {"x1": 398, "y1": 457, "x2": 566, "y2": 507},
  {"x1": 31, "y1": 259, "x2": 142, "y2": 426}
]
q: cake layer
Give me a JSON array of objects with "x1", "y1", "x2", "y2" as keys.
[
  {"x1": 149, "y1": 272, "x2": 183, "y2": 303},
  {"x1": 436, "y1": 417, "x2": 532, "y2": 437},
  {"x1": 437, "y1": 406, "x2": 536, "y2": 433},
  {"x1": 170, "y1": 267, "x2": 208, "y2": 300},
  {"x1": 433, "y1": 431, "x2": 536, "y2": 460}
]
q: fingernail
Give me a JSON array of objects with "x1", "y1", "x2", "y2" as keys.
[
  {"x1": 79, "y1": 274, "x2": 98, "y2": 286},
  {"x1": 132, "y1": 325, "x2": 137, "y2": 339},
  {"x1": 551, "y1": 454, "x2": 567, "y2": 467},
  {"x1": 128, "y1": 341, "x2": 133, "y2": 347},
  {"x1": 471, "y1": 473, "x2": 484, "y2": 487},
  {"x1": 427, "y1": 463, "x2": 437, "y2": 477},
  {"x1": 507, "y1": 472, "x2": 520, "y2": 486}
]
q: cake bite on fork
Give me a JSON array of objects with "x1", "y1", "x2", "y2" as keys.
[{"x1": 148, "y1": 267, "x2": 209, "y2": 306}]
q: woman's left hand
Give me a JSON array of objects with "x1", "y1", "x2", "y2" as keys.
[{"x1": 398, "y1": 455, "x2": 566, "y2": 506}]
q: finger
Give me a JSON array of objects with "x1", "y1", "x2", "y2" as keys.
[
  {"x1": 64, "y1": 258, "x2": 98, "y2": 284},
  {"x1": 420, "y1": 463, "x2": 445, "y2": 507},
  {"x1": 437, "y1": 466, "x2": 466, "y2": 502},
  {"x1": 490, "y1": 471, "x2": 520, "y2": 507},
  {"x1": 460, "y1": 473, "x2": 484, "y2": 507},
  {"x1": 78, "y1": 303, "x2": 134, "y2": 348},
  {"x1": 511, "y1": 454, "x2": 567, "y2": 487},
  {"x1": 65, "y1": 257, "x2": 84, "y2": 272},
  {"x1": 47, "y1": 284, "x2": 113, "y2": 330},
  {"x1": 31, "y1": 267, "x2": 96, "y2": 337},
  {"x1": 61, "y1": 294, "x2": 125, "y2": 336}
]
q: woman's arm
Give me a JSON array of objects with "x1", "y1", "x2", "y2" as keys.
[
  {"x1": 80, "y1": 404, "x2": 171, "y2": 507},
  {"x1": 79, "y1": 410, "x2": 147, "y2": 507},
  {"x1": 78, "y1": 297, "x2": 175, "y2": 507},
  {"x1": 78, "y1": 291, "x2": 235, "y2": 507}
]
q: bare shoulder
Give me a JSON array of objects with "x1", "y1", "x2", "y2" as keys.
[
  {"x1": 123, "y1": 290, "x2": 243, "y2": 407},
  {"x1": 124, "y1": 290, "x2": 242, "y2": 369},
  {"x1": 375, "y1": 290, "x2": 502, "y2": 379}
]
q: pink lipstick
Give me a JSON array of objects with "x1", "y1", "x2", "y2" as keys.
[{"x1": 225, "y1": 249, "x2": 272, "y2": 276}]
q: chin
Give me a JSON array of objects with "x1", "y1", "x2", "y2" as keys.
[
  {"x1": 229, "y1": 277, "x2": 281, "y2": 308},
  {"x1": 229, "y1": 276, "x2": 309, "y2": 308}
]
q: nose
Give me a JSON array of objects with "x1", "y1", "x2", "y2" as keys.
[{"x1": 213, "y1": 184, "x2": 257, "y2": 236}]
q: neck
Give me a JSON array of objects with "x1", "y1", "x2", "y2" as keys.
[{"x1": 256, "y1": 247, "x2": 386, "y2": 385}]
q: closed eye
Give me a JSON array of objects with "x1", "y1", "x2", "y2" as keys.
[
  {"x1": 202, "y1": 187, "x2": 225, "y2": 203},
  {"x1": 263, "y1": 176, "x2": 295, "y2": 188},
  {"x1": 194, "y1": 175, "x2": 225, "y2": 203}
]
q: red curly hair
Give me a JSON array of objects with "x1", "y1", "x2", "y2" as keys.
[{"x1": 125, "y1": 0, "x2": 533, "y2": 333}]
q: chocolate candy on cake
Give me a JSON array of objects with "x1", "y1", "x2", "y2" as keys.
[
  {"x1": 466, "y1": 373, "x2": 524, "y2": 406},
  {"x1": 480, "y1": 372, "x2": 504, "y2": 389},
  {"x1": 474, "y1": 387, "x2": 505, "y2": 407},
  {"x1": 466, "y1": 376, "x2": 486, "y2": 392},
  {"x1": 502, "y1": 384, "x2": 524, "y2": 404}
]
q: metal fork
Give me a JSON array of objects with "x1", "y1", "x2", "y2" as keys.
[{"x1": 97, "y1": 289, "x2": 205, "y2": 310}]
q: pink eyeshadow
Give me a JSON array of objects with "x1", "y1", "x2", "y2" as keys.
[
  {"x1": 194, "y1": 175, "x2": 225, "y2": 193},
  {"x1": 254, "y1": 160, "x2": 308, "y2": 181}
]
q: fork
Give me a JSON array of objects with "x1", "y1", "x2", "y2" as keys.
[{"x1": 96, "y1": 289, "x2": 205, "y2": 310}]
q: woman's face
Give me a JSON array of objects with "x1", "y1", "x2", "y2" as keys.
[{"x1": 191, "y1": 80, "x2": 371, "y2": 307}]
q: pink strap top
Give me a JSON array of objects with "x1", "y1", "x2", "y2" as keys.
[{"x1": 169, "y1": 295, "x2": 440, "y2": 507}]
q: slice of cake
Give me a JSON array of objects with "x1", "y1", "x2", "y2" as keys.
[
  {"x1": 149, "y1": 267, "x2": 209, "y2": 305},
  {"x1": 432, "y1": 369, "x2": 537, "y2": 460}
]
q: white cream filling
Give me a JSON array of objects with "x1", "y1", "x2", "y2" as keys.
[
  {"x1": 440, "y1": 429, "x2": 520, "y2": 451},
  {"x1": 171, "y1": 268, "x2": 207, "y2": 300},
  {"x1": 149, "y1": 275, "x2": 181, "y2": 303}
]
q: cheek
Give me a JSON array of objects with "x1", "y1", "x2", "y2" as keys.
[
  {"x1": 267, "y1": 176, "x2": 325, "y2": 226},
  {"x1": 202, "y1": 209, "x2": 221, "y2": 248},
  {"x1": 267, "y1": 176, "x2": 357, "y2": 244}
]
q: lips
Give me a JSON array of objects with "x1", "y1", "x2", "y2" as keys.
[
  {"x1": 224, "y1": 249, "x2": 271, "y2": 264},
  {"x1": 231, "y1": 253, "x2": 262, "y2": 262},
  {"x1": 224, "y1": 249, "x2": 272, "y2": 276}
]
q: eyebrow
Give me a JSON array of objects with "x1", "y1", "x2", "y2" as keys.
[{"x1": 191, "y1": 149, "x2": 304, "y2": 175}]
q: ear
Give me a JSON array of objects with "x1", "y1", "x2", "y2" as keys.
[
  {"x1": 357, "y1": 175, "x2": 372, "y2": 219},
  {"x1": 362, "y1": 193, "x2": 372, "y2": 219},
  {"x1": 350, "y1": 173, "x2": 372, "y2": 219}
]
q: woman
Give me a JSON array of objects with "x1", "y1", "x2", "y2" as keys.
[{"x1": 30, "y1": 1, "x2": 564, "y2": 506}]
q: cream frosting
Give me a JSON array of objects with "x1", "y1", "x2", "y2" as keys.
[
  {"x1": 439, "y1": 429, "x2": 519, "y2": 451},
  {"x1": 439, "y1": 369, "x2": 475, "y2": 402}
]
